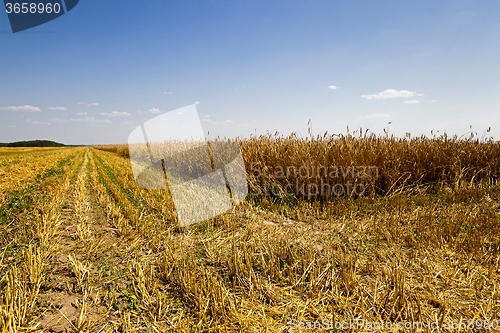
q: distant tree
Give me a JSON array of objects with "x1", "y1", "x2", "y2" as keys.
[{"x1": 0, "y1": 140, "x2": 66, "y2": 147}]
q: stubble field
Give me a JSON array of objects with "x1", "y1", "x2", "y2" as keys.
[{"x1": 1, "y1": 132, "x2": 500, "y2": 332}]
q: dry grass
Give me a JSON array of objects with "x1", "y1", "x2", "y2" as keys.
[
  {"x1": 0, "y1": 147, "x2": 74, "y2": 156},
  {"x1": 0, "y1": 148, "x2": 78, "y2": 204},
  {"x1": 0, "y1": 133, "x2": 499, "y2": 332},
  {"x1": 92, "y1": 145, "x2": 129, "y2": 158}
]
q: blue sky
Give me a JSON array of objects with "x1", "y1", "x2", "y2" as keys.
[{"x1": 1, "y1": 0, "x2": 500, "y2": 144}]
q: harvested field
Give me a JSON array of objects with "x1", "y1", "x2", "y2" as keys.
[{"x1": 1, "y1": 134, "x2": 499, "y2": 332}]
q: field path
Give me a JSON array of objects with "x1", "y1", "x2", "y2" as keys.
[
  {"x1": 35, "y1": 150, "x2": 118, "y2": 330},
  {"x1": 32, "y1": 149, "x2": 192, "y2": 332}
]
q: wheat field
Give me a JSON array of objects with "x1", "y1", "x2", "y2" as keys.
[{"x1": 1, "y1": 132, "x2": 500, "y2": 332}]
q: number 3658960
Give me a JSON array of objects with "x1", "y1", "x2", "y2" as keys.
[{"x1": 5, "y1": 3, "x2": 61, "y2": 14}]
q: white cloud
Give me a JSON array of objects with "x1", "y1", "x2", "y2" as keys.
[
  {"x1": 328, "y1": 85, "x2": 338, "y2": 90},
  {"x1": 202, "y1": 118, "x2": 234, "y2": 125},
  {"x1": 45, "y1": 116, "x2": 115, "y2": 125},
  {"x1": 194, "y1": 101, "x2": 200, "y2": 105},
  {"x1": 48, "y1": 106, "x2": 66, "y2": 111},
  {"x1": 78, "y1": 102, "x2": 100, "y2": 106},
  {"x1": 0, "y1": 105, "x2": 41, "y2": 112},
  {"x1": 164, "y1": 91, "x2": 173, "y2": 95},
  {"x1": 100, "y1": 111, "x2": 131, "y2": 117},
  {"x1": 361, "y1": 89, "x2": 421, "y2": 100},
  {"x1": 71, "y1": 116, "x2": 112, "y2": 124},
  {"x1": 76, "y1": 112, "x2": 87, "y2": 116},
  {"x1": 359, "y1": 113, "x2": 390, "y2": 120},
  {"x1": 431, "y1": 99, "x2": 437, "y2": 103},
  {"x1": 25, "y1": 118, "x2": 50, "y2": 125},
  {"x1": 149, "y1": 108, "x2": 161, "y2": 114},
  {"x1": 123, "y1": 121, "x2": 134, "y2": 126},
  {"x1": 49, "y1": 118, "x2": 68, "y2": 123},
  {"x1": 403, "y1": 100, "x2": 420, "y2": 104}
]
